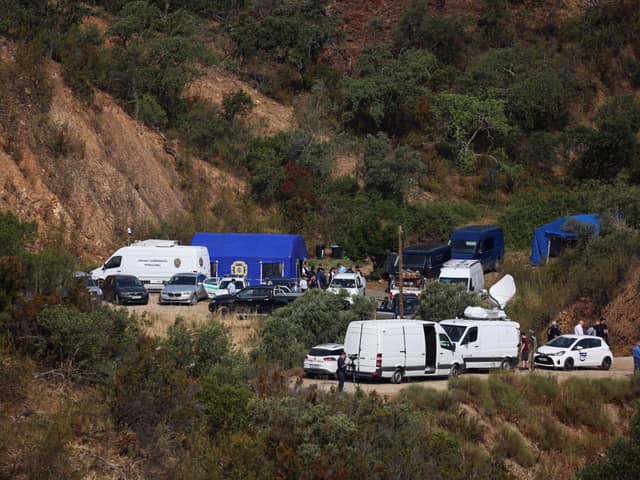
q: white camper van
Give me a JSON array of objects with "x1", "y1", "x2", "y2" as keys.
[
  {"x1": 438, "y1": 259, "x2": 484, "y2": 292},
  {"x1": 344, "y1": 320, "x2": 464, "y2": 383},
  {"x1": 440, "y1": 274, "x2": 520, "y2": 370},
  {"x1": 91, "y1": 241, "x2": 210, "y2": 291}
]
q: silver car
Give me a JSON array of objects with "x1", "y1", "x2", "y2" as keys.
[{"x1": 159, "y1": 273, "x2": 208, "y2": 305}]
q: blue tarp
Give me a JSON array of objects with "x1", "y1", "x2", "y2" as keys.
[
  {"x1": 530, "y1": 214, "x2": 601, "y2": 266},
  {"x1": 191, "y1": 232, "x2": 307, "y2": 284}
]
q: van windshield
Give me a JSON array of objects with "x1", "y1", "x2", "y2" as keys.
[
  {"x1": 441, "y1": 324, "x2": 467, "y2": 342},
  {"x1": 450, "y1": 240, "x2": 477, "y2": 254},
  {"x1": 169, "y1": 275, "x2": 195, "y2": 285},
  {"x1": 439, "y1": 277, "x2": 469, "y2": 287},
  {"x1": 331, "y1": 278, "x2": 356, "y2": 288},
  {"x1": 395, "y1": 253, "x2": 426, "y2": 268},
  {"x1": 117, "y1": 276, "x2": 142, "y2": 287}
]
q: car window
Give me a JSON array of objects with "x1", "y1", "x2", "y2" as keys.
[
  {"x1": 235, "y1": 281, "x2": 245, "y2": 289},
  {"x1": 237, "y1": 288, "x2": 253, "y2": 298},
  {"x1": 439, "y1": 334, "x2": 455, "y2": 351},
  {"x1": 462, "y1": 327, "x2": 478, "y2": 345},
  {"x1": 547, "y1": 336, "x2": 575, "y2": 348},
  {"x1": 253, "y1": 288, "x2": 270, "y2": 298},
  {"x1": 104, "y1": 256, "x2": 122, "y2": 269},
  {"x1": 117, "y1": 276, "x2": 142, "y2": 287},
  {"x1": 587, "y1": 338, "x2": 601, "y2": 348},
  {"x1": 204, "y1": 278, "x2": 218, "y2": 286},
  {"x1": 441, "y1": 325, "x2": 466, "y2": 342},
  {"x1": 574, "y1": 339, "x2": 591, "y2": 350},
  {"x1": 309, "y1": 348, "x2": 341, "y2": 357},
  {"x1": 168, "y1": 275, "x2": 195, "y2": 285}
]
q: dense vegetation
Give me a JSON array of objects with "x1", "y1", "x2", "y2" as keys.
[{"x1": 2, "y1": 212, "x2": 640, "y2": 479}]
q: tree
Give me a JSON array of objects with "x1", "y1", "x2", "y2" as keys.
[
  {"x1": 0, "y1": 213, "x2": 37, "y2": 257},
  {"x1": 359, "y1": 133, "x2": 423, "y2": 202},
  {"x1": 415, "y1": 280, "x2": 480, "y2": 321},
  {"x1": 569, "y1": 95, "x2": 640, "y2": 180},
  {"x1": 431, "y1": 93, "x2": 510, "y2": 172}
]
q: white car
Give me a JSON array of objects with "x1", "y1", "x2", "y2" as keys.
[
  {"x1": 202, "y1": 277, "x2": 220, "y2": 298},
  {"x1": 303, "y1": 343, "x2": 344, "y2": 378},
  {"x1": 211, "y1": 276, "x2": 248, "y2": 297},
  {"x1": 534, "y1": 335, "x2": 613, "y2": 371},
  {"x1": 328, "y1": 272, "x2": 366, "y2": 302}
]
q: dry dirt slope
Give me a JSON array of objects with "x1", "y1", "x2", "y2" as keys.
[{"x1": 0, "y1": 55, "x2": 295, "y2": 260}]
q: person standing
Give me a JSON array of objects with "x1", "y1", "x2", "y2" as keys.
[
  {"x1": 328, "y1": 267, "x2": 336, "y2": 285},
  {"x1": 594, "y1": 317, "x2": 609, "y2": 344},
  {"x1": 299, "y1": 276, "x2": 308, "y2": 292},
  {"x1": 337, "y1": 351, "x2": 348, "y2": 392},
  {"x1": 228, "y1": 280, "x2": 237, "y2": 295},
  {"x1": 633, "y1": 341, "x2": 640, "y2": 375},
  {"x1": 519, "y1": 333, "x2": 530, "y2": 370},
  {"x1": 546, "y1": 321, "x2": 561, "y2": 342},
  {"x1": 574, "y1": 319, "x2": 585, "y2": 336},
  {"x1": 338, "y1": 263, "x2": 346, "y2": 274},
  {"x1": 587, "y1": 323, "x2": 596, "y2": 336},
  {"x1": 316, "y1": 266, "x2": 328, "y2": 289}
]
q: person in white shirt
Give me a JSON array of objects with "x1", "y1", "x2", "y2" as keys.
[
  {"x1": 228, "y1": 281, "x2": 237, "y2": 295},
  {"x1": 574, "y1": 319, "x2": 585, "y2": 336}
]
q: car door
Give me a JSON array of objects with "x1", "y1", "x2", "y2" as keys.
[
  {"x1": 573, "y1": 338, "x2": 592, "y2": 366},
  {"x1": 587, "y1": 338, "x2": 604, "y2": 366},
  {"x1": 196, "y1": 274, "x2": 207, "y2": 300},
  {"x1": 234, "y1": 288, "x2": 255, "y2": 310}
]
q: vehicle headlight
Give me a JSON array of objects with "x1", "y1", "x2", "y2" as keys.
[{"x1": 546, "y1": 351, "x2": 565, "y2": 357}]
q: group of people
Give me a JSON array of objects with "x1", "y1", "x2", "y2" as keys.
[
  {"x1": 518, "y1": 317, "x2": 611, "y2": 370},
  {"x1": 297, "y1": 261, "x2": 360, "y2": 292}
]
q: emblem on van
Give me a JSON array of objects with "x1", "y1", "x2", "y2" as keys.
[
  {"x1": 174, "y1": 258, "x2": 182, "y2": 268},
  {"x1": 231, "y1": 261, "x2": 248, "y2": 276}
]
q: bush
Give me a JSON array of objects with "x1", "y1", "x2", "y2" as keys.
[
  {"x1": 199, "y1": 375, "x2": 250, "y2": 431},
  {"x1": 258, "y1": 289, "x2": 375, "y2": 368},
  {"x1": 415, "y1": 280, "x2": 480, "y2": 321},
  {"x1": 493, "y1": 425, "x2": 535, "y2": 467}
]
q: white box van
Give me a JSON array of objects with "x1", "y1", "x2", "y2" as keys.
[
  {"x1": 438, "y1": 259, "x2": 484, "y2": 292},
  {"x1": 439, "y1": 319, "x2": 520, "y2": 370},
  {"x1": 344, "y1": 320, "x2": 464, "y2": 383},
  {"x1": 91, "y1": 241, "x2": 210, "y2": 291},
  {"x1": 440, "y1": 274, "x2": 520, "y2": 370}
]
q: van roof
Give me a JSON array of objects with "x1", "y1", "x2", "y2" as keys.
[
  {"x1": 351, "y1": 319, "x2": 436, "y2": 327},
  {"x1": 450, "y1": 225, "x2": 502, "y2": 240},
  {"x1": 441, "y1": 259, "x2": 482, "y2": 269},
  {"x1": 440, "y1": 319, "x2": 519, "y2": 327},
  {"x1": 404, "y1": 243, "x2": 449, "y2": 253}
]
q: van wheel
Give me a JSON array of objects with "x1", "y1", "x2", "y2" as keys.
[
  {"x1": 391, "y1": 368, "x2": 404, "y2": 384},
  {"x1": 500, "y1": 358, "x2": 513, "y2": 370},
  {"x1": 601, "y1": 357, "x2": 612, "y2": 371},
  {"x1": 564, "y1": 358, "x2": 575, "y2": 371},
  {"x1": 450, "y1": 364, "x2": 461, "y2": 378}
]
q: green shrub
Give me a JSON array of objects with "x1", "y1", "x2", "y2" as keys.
[
  {"x1": 487, "y1": 373, "x2": 521, "y2": 420},
  {"x1": 258, "y1": 289, "x2": 375, "y2": 368},
  {"x1": 449, "y1": 376, "x2": 496, "y2": 414},
  {"x1": 415, "y1": 280, "x2": 480, "y2": 322},
  {"x1": 553, "y1": 378, "x2": 611, "y2": 432},
  {"x1": 493, "y1": 425, "x2": 535, "y2": 467},
  {"x1": 397, "y1": 385, "x2": 454, "y2": 412},
  {"x1": 199, "y1": 375, "x2": 250, "y2": 431}
]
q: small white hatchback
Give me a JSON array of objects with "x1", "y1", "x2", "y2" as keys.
[{"x1": 534, "y1": 335, "x2": 612, "y2": 371}]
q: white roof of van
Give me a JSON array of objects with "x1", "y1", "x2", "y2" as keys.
[
  {"x1": 441, "y1": 318, "x2": 520, "y2": 326},
  {"x1": 132, "y1": 239, "x2": 180, "y2": 247},
  {"x1": 352, "y1": 319, "x2": 436, "y2": 326},
  {"x1": 442, "y1": 259, "x2": 481, "y2": 269},
  {"x1": 463, "y1": 306, "x2": 507, "y2": 319}
]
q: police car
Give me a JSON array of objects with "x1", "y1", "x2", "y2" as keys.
[
  {"x1": 303, "y1": 343, "x2": 344, "y2": 379},
  {"x1": 534, "y1": 334, "x2": 612, "y2": 371}
]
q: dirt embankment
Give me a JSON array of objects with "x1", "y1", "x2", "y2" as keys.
[{"x1": 0, "y1": 60, "x2": 264, "y2": 260}]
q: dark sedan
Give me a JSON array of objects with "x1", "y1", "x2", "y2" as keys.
[
  {"x1": 102, "y1": 275, "x2": 149, "y2": 305},
  {"x1": 208, "y1": 285, "x2": 298, "y2": 314}
]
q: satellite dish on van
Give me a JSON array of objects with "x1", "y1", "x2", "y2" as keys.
[{"x1": 488, "y1": 274, "x2": 516, "y2": 309}]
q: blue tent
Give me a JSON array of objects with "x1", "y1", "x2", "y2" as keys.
[
  {"x1": 530, "y1": 214, "x2": 601, "y2": 266},
  {"x1": 191, "y1": 232, "x2": 307, "y2": 284}
]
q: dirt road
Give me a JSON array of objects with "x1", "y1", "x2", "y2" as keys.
[{"x1": 299, "y1": 357, "x2": 635, "y2": 396}]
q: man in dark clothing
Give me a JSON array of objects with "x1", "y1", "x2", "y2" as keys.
[
  {"x1": 337, "y1": 351, "x2": 347, "y2": 392},
  {"x1": 594, "y1": 318, "x2": 609, "y2": 344},
  {"x1": 316, "y1": 266, "x2": 328, "y2": 289},
  {"x1": 546, "y1": 321, "x2": 561, "y2": 342}
]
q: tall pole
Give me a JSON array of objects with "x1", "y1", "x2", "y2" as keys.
[{"x1": 398, "y1": 225, "x2": 404, "y2": 319}]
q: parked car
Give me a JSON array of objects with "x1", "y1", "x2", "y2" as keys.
[
  {"x1": 385, "y1": 244, "x2": 452, "y2": 280},
  {"x1": 74, "y1": 271, "x2": 103, "y2": 301},
  {"x1": 102, "y1": 275, "x2": 149, "y2": 305},
  {"x1": 376, "y1": 294, "x2": 420, "y2": 319},
  {"x1": 534, "y1": 335, "x2": 613, "y2": 371},
  {"x1": 303, "y1": 343, "x2": 344, "y2": 379},
  {"x1": 212, "y1": 276, "x2": 248, "y2": 297},
  {"x1": 328, "y1": 272, "x2": 366, "y2": 302},
  {"x1": 208, "y1": 285, "x2": 299, "y2": 314},
  {"x1": 202, "y1": 277, "x2": 221, "y2": 298},
  {"x1": 159, "y1": 273, "x2": 208, "y2": 305}
]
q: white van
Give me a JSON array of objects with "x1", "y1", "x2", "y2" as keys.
[
  {"x1": 344, "y1": 320, "x2": 464, "y2": 383},
  {"x1": 439, "y1": 259, "x2": 484, "y2": 292},
  {"x1": 328, "y1": 272, "x2": 366, "y2": 302},
  {"x1": 91, "y1": 241, "x2": 210, "y2": 291},
  {"x1": 439, "y1": 319, "x2": 520, "y2": 370},
  {"x1": 440, "y1": 274, "x2": 520, "y2": 370}
]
